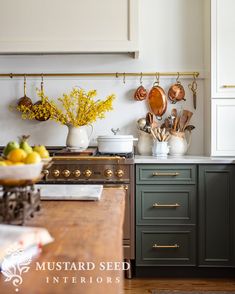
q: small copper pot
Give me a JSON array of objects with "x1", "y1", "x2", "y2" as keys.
[
  {"x1": 17, "y1": 75, "x2": 33, "y2": 108},
  {"x1": 134, "y1": 73, "x2": 148, "y2": 101},
  {"x1": 168, "y1": 74, "x2": 185, "y2": 103},
  {"x1": 34, "y1": 75, "x2": 50, "y2": 121}
]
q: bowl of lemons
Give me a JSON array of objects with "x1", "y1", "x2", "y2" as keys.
[{"x1": 0, "y1": 136, "x2": 51, "y2": 186}]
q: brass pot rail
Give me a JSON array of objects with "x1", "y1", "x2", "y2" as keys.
[{"x1": 0, "y1": 71, "x2": 199, "y2": 79}]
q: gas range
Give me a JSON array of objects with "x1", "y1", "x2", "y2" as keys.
[{"x1": 42, "y1": 147, "x2": 134, "y2": 183}]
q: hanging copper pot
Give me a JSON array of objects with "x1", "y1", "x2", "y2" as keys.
[
  {"x1": 34, "y1": 75, "x2": 50, "y2": 121},
  {"x1": 134, "y1": 72, "x2": 148, "y2": 101},
  {"x1": 17, "y1": 75, "x2": 33, "y2": 108},
  {"x1": 168, "y1": 73, "x2": 185, "y2": 103},
  {"x1": 148, "y1": 74, "x2": 167, "y2": 120}
]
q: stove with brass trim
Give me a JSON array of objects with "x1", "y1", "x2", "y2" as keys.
[{"x1": 41, "y1": 147, "x2": 135, "y2": 278}]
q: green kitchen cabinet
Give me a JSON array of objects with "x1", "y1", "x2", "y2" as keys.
[
  {"x1": 198, "y1": 165, "x2": 235, "y2": 266},
  {"x1": 136, "y1": 164, "x2": 197, "y2": 266}
]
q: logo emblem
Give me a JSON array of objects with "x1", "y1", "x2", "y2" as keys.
[{"x1": 1, "y1": 247, "x2": 32, "y2": 292}]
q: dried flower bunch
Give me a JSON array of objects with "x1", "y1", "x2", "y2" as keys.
[{"x1": 17, "y1": 88, "x2": 115, "y2": 127}]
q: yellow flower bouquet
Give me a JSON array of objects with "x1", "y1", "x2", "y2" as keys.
[
  {"x1": 17, "y1": 87, "x2": 115, "y2": 150},
  {"x1": 17, "y1": 87, "x2": 115, "y2": 126}
]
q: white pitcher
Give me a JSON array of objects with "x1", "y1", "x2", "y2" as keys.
[
  {"x1": 66, "y1": 124, "x2": 93, "y2": 151},
  {"x1": 168, "y1": 130, "x2": 191, "y2": 156}
]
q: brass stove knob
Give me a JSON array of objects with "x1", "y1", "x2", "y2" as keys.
[
  {"x1": 83, "y1": 169, "x2": 92, "y2": 178},
  {"x1": 62, "y1": 169, "x2": 71, "y2": 178},
  {"x1": 43, "y1": 169, "x2": 49, "y2": 176},
  {"x1": 74, "y1": 170, "x2": 81, "y2": 178},
  {"x1": 116, "y1": 169, "x2": 124, "y2": 178},
  {"x1": 104, "y1": 169, "x2": 113, "y2": 178},
  {"x1": 52, "y1": 169, "x2": 60, "y2": 178}
]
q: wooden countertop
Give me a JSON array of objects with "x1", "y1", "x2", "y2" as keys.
[{"x1": 0, "y1": 187, "x2": 125, "y2": 294}]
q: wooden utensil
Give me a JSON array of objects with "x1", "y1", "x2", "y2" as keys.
[
  {"x1": 179, "y1": 112, "x2": 188, "y2": 132},
  {"x1": 184, "y1": 125, "x2": 195, "y2": 132},
  {"x1": 170, "y1": 108, "x2": 177, "y2": 128},
  {"x1": 182, "y1": 110, "x2": 193, "y2": 131},
  {"x1": 173, "y1": 116, "x2": 180, "y2": 131}
]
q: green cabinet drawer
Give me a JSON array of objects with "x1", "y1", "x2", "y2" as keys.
[
  {"x1": 136, "y1": 226, "x2": 196, "y2": 266},
  {"x1": 136, "y1": 185, "x2": 196, "y2": 225},
  {"x1": 136, "y1": 164, "x2": 196, "y2": 185}
]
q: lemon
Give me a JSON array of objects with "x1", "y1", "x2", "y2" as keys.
[
  {"x1": 0, "y1": 161, "x2": 7, "y2": 166},
  {"x1": 24, "y1": 152, "x2": 41, "y2": 164},
  {"x1": 7, "y1": 148, "x2": 27, "y2": 163}
]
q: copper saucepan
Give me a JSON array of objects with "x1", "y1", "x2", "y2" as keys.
[
  {"x1": 134, "y1": 72, "x2": 148, "y2": 101},
  {"x1": 34, "y1": 75, "x2": 50, "y2": 121},
  {"x1": 17, "y1": 75, "x2": 33, "y2": 108},
  {"x1": 168, "y1": 73, "x2": 185, "y2": 103},
  {"x1": 148, "y1": 74, "x2": 167, "y2": 120}
]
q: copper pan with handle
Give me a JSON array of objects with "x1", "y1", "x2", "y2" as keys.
[{"x1": 148, "y1": 73, "x2": 167, "y2": 120}]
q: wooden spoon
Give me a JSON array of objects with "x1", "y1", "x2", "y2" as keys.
[{"x1": 179, "y1": 112, "x2": 188, "y2": 132}]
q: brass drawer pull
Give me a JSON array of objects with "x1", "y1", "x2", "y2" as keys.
[
  {"x1": 152, "y1": 172, "x2": 180, "y2": 177},
  {"x1": 153, "y1": 244, "x2": 180, "y2": 249},
  {"x1": 222, "y1": 85, "x2": 235, "y2": 88},
  {"x1": 153, "y1": 203, "x2": 180, "y2": 208}
]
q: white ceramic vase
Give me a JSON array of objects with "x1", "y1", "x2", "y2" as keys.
[
  {"x1": 66, "y1": 125, "x2": 93, "y2": 151},
  {"x1": 168, "y1": 131, "x2": 191, "y2": 156}
]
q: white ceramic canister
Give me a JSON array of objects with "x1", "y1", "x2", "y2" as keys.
[
  {"x1": 137, "y1": 130, "x2": 153, "y2": 155},
  {"x1": 152, "y1": 141, "x2": 169, "y2": 158}
]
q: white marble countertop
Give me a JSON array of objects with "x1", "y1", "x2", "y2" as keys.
[{"x1": 134, "y1": 155, "x2": 235, "y2": 164}]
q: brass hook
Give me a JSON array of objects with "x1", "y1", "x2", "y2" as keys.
[
  {"x1": 41, "y1": 73, "x2": 44, "y2": 93},
  {"x1": 24, "y1": 74, "x2": 27, "y2": 96},
  {"x1": 154, "y1": 72, "x2": 159, "y2": 85},
  {"x1": 123, "y1": 72, "x2": 126, "y2": 84},
  {"x1": 140, "y1": 72, "x2": 143, "y2": 85},
  {"x1": 176, "y1": 72, "x2": 180, "y2": 83},
  {"x1": 115, "y1": 72, "x2": 119, "y2": 78}
]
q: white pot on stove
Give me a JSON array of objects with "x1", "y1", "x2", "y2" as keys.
[{"x1": 97, "y1": 135, "x2": 138, "y2": 153}]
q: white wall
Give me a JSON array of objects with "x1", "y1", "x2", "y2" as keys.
[{"x1": 0, "y1": 0, "x2": 204, "y2": 155}]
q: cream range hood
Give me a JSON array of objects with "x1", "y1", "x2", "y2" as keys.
[{"x1": 0, "y1": 0, "x2": 139, "y2": 58}]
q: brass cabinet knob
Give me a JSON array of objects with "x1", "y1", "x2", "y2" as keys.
[
  {"x1": 74, "y1": 170, "x2": 81, "y2": 178},
  {"x1": 62, "y1": 169, "x2": 71, "y2": 178},
  {"x1": 83, "y1": 169, "x2": 92, "y2": 178},
  {"x1": 115, "y1": 169, "x2": 124, "y2": 178},
  {"x1": 43, "y1": 169, "x2": 49, "y2": 176},
  {"x1": 52, "y1": 169, "x2": 60, "y2": 177},
  {"x1": 104, "y1": 169, "x2": 113, "y2": 178}
]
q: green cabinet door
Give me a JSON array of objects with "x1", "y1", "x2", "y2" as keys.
[{"x1": 198, "y1": 165, "x2": 235, "y2": 266}]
